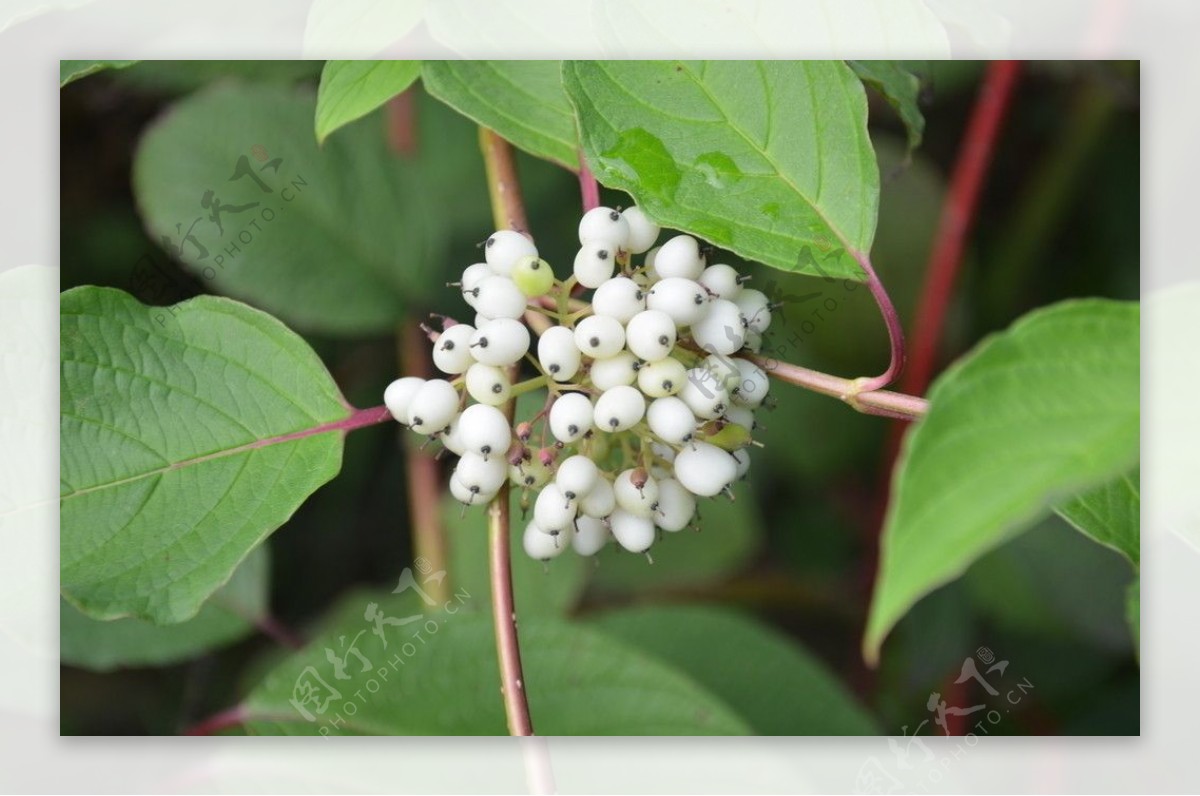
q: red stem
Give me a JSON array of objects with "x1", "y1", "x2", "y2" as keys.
[
  {"x1": 578, "y1": 151, "x2": 601, "y2": 213},
  {"x1": 900, "y1": 60, "x2": 1020, "y2": 399},
  {"x1": 851, "y1": 250, "x2": 907, "y2": 393},
  {"x1": 256, "y1": 615, "x2": 304, "y2": 650},
  {"x1": 182, "y1": 704, "x2": 247, "y2": 736}
]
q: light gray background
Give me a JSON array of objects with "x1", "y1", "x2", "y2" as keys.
[{"x1": 1, "y1": 0, "x2": 1193, "y2": 792}]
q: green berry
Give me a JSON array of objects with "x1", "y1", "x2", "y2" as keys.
[{"x1": 512, "y1": 255, "x2": 555, "y2": 297}]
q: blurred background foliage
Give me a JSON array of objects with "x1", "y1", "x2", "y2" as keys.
[{"x1": 60, "y1": 60, "x2": 1139, "y2": 735}]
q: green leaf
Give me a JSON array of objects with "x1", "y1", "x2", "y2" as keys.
[
  {"x1": 443, "y1": 492, "x2": 589, "y2": 618},
  {"x1": 315, "y1": 60, "x2": 422, "y2": 144},
  {"x1": 60, "y1": 546, "x2": 269, "y2": 671},
  {"x1": 563, "y1": 60, "x2": 878, "y2": 280},
  {"x1": 423, "y1": 60, "x2": 578, "y2": 169},
  {"x1": 133, "y1": 82, "x2": 491, "y2": 336},
  {"x1": 61, "y1": 287, "x2": 362, "y2": 623},
  {"x1": 865, "y1": 299, "x2": 1139, "y2": 663},
  {"x1": 589, "y1": 482, "x2": 761, "y2": 594},
  {"x1": 242, "y1": 591, "x2": 750, "y2": 734},
  {"x1": 1126, "y1": 578, "x2": 1139, "y2": 651},
  {"x1": 60, "y1": 59, "x2": 137, "y2": 87},
  {"x1": 847, "y1": 60, "x2": 925, "y2": 153},
  {"x1": 591, "y1": 604, "x2": 877, "y2": 734},
  {"x1": 1056, "y1": 467, "x2": 1139, "y2": 567}
]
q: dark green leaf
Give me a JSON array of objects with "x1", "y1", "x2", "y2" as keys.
[
  {"x1": 242, "y1": 591, "x2": 750, "y2": 734},
  {"x1": 423, "y1": 60, "x2": 579, "y2": 169},
  {"x1": 589, "y1": 481, "x2": 761, "y2": 594},
  {"x1": 847, "y1": 60, "x2": 925, "y2": 152},
  {"x1": 1056, "y1": 467, "x2": 1139, "y2": 567},
  {"x1": 315, "y1": 60, "x2": 422, "y2": 143},
  {"x1": 133, "y1": 83, "x2": 492, "y2": 336},
  {"x1": 61, "y1": 287, "x2": 358, "y2": 623},
  {"x1": 592, "y1": 604, "x2": 877, "y2": 734},
  {"x1": 60, "y1": 547, "x2": 269, "y2": 671},
  {"x1": 60, "y1": 59, "x2": 137, "y2": 87},
  {"x1": 865, "y1": 299, "x2": 1139, "y2": 663},
  {"x1": 115, "y1": 60, "x2": 321, "y2": 94},
  {"x1": 564, "y1": 60, "x2": 878, "y2": 280},
  {"x1": 1126, "y1": 578, "x2": 1139, "y2": 651}
]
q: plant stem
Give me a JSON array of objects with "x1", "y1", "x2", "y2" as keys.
[
  {"x1": 399, "y1": 320, "x2": 449, "y2": 603},
  {"x1": 901, "y1": 60, "x2": 1020, "y2": 399},
  {"x1": 742, "y1": 351, "x2": 928, "y2": 421},
  {"x1": 479, "y1": 127, "x2": 535, "y2": 736},
  {"x1": 578, "y1": 151, "x2": 600, "y2": 212},
  {"x1": 849, "y1": 250, "x2": 908, "y2": 393},
  {"x1": 482, "y1": 127, "x2": 530, "y2": 233}
]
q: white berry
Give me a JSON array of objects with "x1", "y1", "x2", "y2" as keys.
[
  {"x1": 674, "y1": 441, "x2": 738, "y2": 497},
  {"x1": 735, "y1": 288, "x2": 772, "y2": 333},
  {"x1": 461, "y1": 262, "x2": 493, "y2": 291},
  {"x1": 690, "y1": 298, "x2": 745, "y2": 356},
  {"x1": 614, "y1": 468, "x2": 659, "y2": 518},
  {"x1": 593, "y1": 385, "x2": 645, "y2": 432},
  {"x1": 654, "y1": 234, "x2": 705, "y2": 280},
  {"x1": 571, "y1": 515, "x2": 610, "y2": 556},
  {"x1": 485, "y1": 230, "x2": 538, "y2": 276},
  {"x1": 454, "y1": 451, "x2": 507, "y2": 497},
  {"x1": 458, "y1": 403, "x2": 511, "y2": 460},
  {"x1": 470, "y1": 318, "x2": 530, "y2": 367},
  {"x1": 578, "y1": 206, "x2": 630, "y2": 250},
  {"x1": 574, "y1": 314, "x2": 625, "y2": 359},
  {"x1": 534, "y1": 483, "x2": 577, "y2": 533},
  {"x1": 406, "y1": 379, "x2": 460, "y2": 434},
  {"x1": 647, "y1": 396, "x2": 697, "y2": 444},
  {"x1": 548, "y1": 392, "x2": 593, "y2": 443},
  {"x1": 731, "y1": 358, "x2": 769, "y2": 407},
  {"x1": 621, "y1": 205, "x2": 660, "y2": 254},
  {"x1": 465, "y1": 362, "x2": 512, "y2": 406},
  {"x1": 680, "y1": 368, "x2": 730, "y2": 420},
  {"x1": 472, "y1": 276, "x2": 528, "y2": 321},
  {"x1": 524, "y1": 520, "x2": 569, "y2": 560},
  {"x1": 383, "y1": 377, "x2": 425, "y2": 423},
  {"x1": 654, "y1": 478, "x2": 696, "y2": 532},
  {"x1": 580, "y1": 476, "x2": 616, "y2": 518},
  {"x1": 573, "y1": 241, "x2": 617, "y2": 289},
  {"x1": 647, "y1": 277, "x2": 711, "y2": 327},
  {"x1": 432, "y1": 324, "x2": 476, "y2": 375},
  {"x1": 589, "y1": 351, "x2": 640, "y2": 391},
  {"x1": 637, "y1": 358, "x2": 687, "y2": 398},
  {"x1": 592, "y1": 277, "x2": 645, "y2": 323},
  {"x1": 610, "y1": 508, "x2": 656, "y2": 553},
  {"x1": 537, "y1": 326, "x2": 581, "y2": 382},
  {"x1": 625, "y1": 309, "x2": 677, "y2": 363},
  {"x1": 555, "y1": 455, "x2": 600, "y2": 502},
  {"x1": 699, "y1": 264, "x2": 743, "y2": 300}
]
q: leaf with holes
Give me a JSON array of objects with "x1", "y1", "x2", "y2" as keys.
[
  {"x1": 564, "y1": 60, "x2": 878, "y2": 280},
  {"x1": 60, "y1": 546, "x2": 269, "y2": 671},
  {"x1": 1056, "y1": 467, "x2": 1140, "y2": 567},
  {"x1": 315, "y1": 60, "x2": 422, "y2": 143},
  {"x1": 865, "y1": 299, "x2": 1139, "y2": 663},
  {"x1": 423, "y1": 60, "x2": 578, "y2": 169},
  {"x1": 847, "y1": 60, "x2": 925, "y2": 153},
  {"x1": 241, "y1": 591, "x2": 750, "y2": 734},
  {"x1": 60, "y1": 287, "x2": 382, "y2": 624}
]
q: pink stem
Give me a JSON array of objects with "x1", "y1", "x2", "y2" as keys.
[
  {"x1": 852, "y1": 250, "x2": 907, "y2": 393},
  {"x1": 577, "y1": 151, "x2": 600, "y2": 213}
]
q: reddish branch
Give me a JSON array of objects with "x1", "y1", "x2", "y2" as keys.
[
  {"x1": 479, "y1": 128, "x2": 535, "y2": 736},
  {"x1": 901, "y1": 60, "x2": 1020, "y2": 399},
  {"x1": 577, "y1": 152, "x2": 601, "y2": 213}
]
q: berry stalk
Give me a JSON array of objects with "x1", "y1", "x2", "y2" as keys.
[{"x1": 478, "y1": 127, "x2": 536, "y2": 737}]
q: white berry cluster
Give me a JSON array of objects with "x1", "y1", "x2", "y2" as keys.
[{"x1": 383, "y1": 204, "x2": 773, "y2": 562}]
